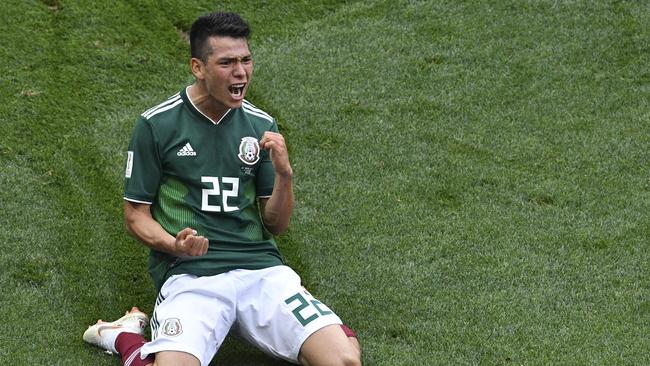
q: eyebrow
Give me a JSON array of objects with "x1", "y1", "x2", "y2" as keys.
[{"x1": 216, "y1": 54, "x2": 252, "y2": 62}]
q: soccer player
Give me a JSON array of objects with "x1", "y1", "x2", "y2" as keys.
[{"x1": 83, "y1": 11, "x2": 361, "y2": 366}]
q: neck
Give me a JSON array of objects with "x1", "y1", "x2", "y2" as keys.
[{"x1": 187, "y1": 83, "x2": 229, "y2": 123}]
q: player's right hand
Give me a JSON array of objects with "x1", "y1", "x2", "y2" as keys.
[{"x1": 174, "y1": 228, "x2": 209, "y2": 256}]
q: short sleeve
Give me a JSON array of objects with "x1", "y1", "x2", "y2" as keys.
[
  {"x1": 255, "y1": 120, "x2": 278, "y2": 197},
  {"x1": 124, "y1": 117, "x2": 162, "y2": 203}
]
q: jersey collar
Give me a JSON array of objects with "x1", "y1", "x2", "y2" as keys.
[{"x1": 182, "y1": 86, "x2": 232, "y2": 125}]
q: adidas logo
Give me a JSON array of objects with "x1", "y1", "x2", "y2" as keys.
[{"x1": 177, "y1": 142, "x2": 197, "y2": 156}]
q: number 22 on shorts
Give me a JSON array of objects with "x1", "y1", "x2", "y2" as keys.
[{"x1": 284, "y1": 290, "x2": 333, "y2": 326}]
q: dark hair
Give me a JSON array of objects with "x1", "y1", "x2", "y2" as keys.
[{"x1": 190, "y1": 12, "x2": 251, "y2": 62}]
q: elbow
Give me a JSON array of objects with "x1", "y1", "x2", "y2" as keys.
[
  {"x1": 123, "y1": 202, "x2": 141, "y2": 238},
  {"x1": 124, "y1": 216, "x2": 137, "y2": 237},
  {"x1": 264, "y1": 216, "x2": 290, "y2": 235},
  {"x1": 260, "y1": 201, "x2": 292, "y2": 235},
  {"x1": 267, "y1": 223, "x2": 289, "y2": 236},
  {"x1": 125, "y1": 224, "x2": 135, "y2": 237}
]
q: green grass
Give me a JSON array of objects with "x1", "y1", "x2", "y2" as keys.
[{"x1": 1, "y1": 0, "x2": 649, "y2": 364}]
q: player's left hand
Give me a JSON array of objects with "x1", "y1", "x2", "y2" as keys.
[{"x1": 260, "y1": 131, "x2": 292, "y2": 178}]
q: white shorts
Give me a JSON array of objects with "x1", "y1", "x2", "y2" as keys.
[{"x1": 140, "y1": 265, "x2": 342, "y2": 365}]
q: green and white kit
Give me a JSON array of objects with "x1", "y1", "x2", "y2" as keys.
[
  {"x1": 141, "y1": 267, "x2": 342, "y2": 364},
  {"x1": 124, "y1": 87, "x2": 342, "y2": 364},
  {"x1": 124, "y1": 87, "x2": 284, "y2": 290}
]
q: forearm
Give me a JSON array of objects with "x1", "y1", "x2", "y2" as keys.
[
  {"x1": 124, "y1": 201, "x2": 177, "y2": 254},
  {"x1": 262, "y1": 173, "x2": 294, "y2": 235}
]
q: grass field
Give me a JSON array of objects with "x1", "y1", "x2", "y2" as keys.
[{"x1": 1, "y1": 0, "x2": 648, "y2": 365}]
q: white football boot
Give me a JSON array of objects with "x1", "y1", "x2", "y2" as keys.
[{"x1": 83, "y1": 307, "x2": 149, "y2": 354}]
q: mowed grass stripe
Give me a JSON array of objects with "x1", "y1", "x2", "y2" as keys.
[{"x1": 253, "y1": 1, "x2": 649, "y2": 365}]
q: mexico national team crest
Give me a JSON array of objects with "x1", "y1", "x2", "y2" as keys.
[
  {"x1": 162, "y1": 318, "x2": 183, "y2": 337},
  {"x1": 238, "y1": 137, "x2": 260, "y2": 165}
]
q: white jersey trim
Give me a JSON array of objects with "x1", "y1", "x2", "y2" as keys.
[
  {"x1": 143, "y1": 99, "x2": 183, "y2": 120},
  {"x1": 124, "y1": 197, "x2": 153, "y2": 205},
  {"x1": 142, "y1": 93, "x2": 181, "y2": 119},
  {"x1": 242, "y1": 100, "x2": 273, "y2": 123}
]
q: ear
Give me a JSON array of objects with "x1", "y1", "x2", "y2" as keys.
[{"x1": 190, "y1": 57, "x2": 205, "y2": 80}]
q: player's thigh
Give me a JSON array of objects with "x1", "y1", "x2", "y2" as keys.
[
  {"x1": 235, "y1": 266, "x2": 344, "y2": 363},
  {"x1": 153, "y1": 350, "x2": 200, "y2": 366},
  {"x1": 143, "y1": 274, "x2": 237, "y2": 365},
  {"x1": 298, "y1": 324, "x2": 361, "y2": 366}
]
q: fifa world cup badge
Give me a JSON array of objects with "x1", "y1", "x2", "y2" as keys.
[{"x1": 238, "y1": 137, "x2": 260, "y2": 165}]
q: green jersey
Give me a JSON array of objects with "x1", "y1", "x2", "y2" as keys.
[{"x1": 124, "y1": 87, "x2": 284, "y2": 290}]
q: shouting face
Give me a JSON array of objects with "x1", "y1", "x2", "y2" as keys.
[{"x1": 191, "y1": 35, "x2": 253, "y2": 115}]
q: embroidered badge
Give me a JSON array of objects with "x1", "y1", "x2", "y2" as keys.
[
  {"x1": 162, "y1": 318, "x2": 183, "y2": 337},
  {"x1": 238, "y1": 137, "x2": 260, "y2": 165}
]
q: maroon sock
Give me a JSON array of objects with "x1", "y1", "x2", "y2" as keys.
[
  {"x1": 115, "y1": 332, "x2": 155, "y2": 366},
  {"x1": 340, "y1": 324, "x2": 358, "y2": 338}
]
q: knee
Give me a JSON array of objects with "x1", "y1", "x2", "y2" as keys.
[
  {"x1": 336, "y1": 339, "x2": 362, "y2": 366},
  {"x1": 298, "y1": 325, "x2": 362, "y2": 366},
  {"x1": 346, "y1": 338, "x2": 362, "y2": 366},
  {"x1": 342, "y1": 350, "x2": 362, "y2": 366},
  {"x1": 299, "y1": 341, "x2": 362, "y2": 366}
]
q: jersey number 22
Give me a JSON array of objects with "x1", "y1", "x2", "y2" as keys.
[{"x1": 201, "y1": 176, "x2": 239, "y2": 212}]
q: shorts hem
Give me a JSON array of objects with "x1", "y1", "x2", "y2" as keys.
[
  {"x1": 289, "y1": 319, "x2": 344, "y2": 362},
  {"x1": 141, "y1": 341, "x2": 207, "y2": 366}
]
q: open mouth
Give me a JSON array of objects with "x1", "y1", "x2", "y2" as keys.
[{"x1": 229, "y1": 83, "x2": 246, "y2": 98}]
